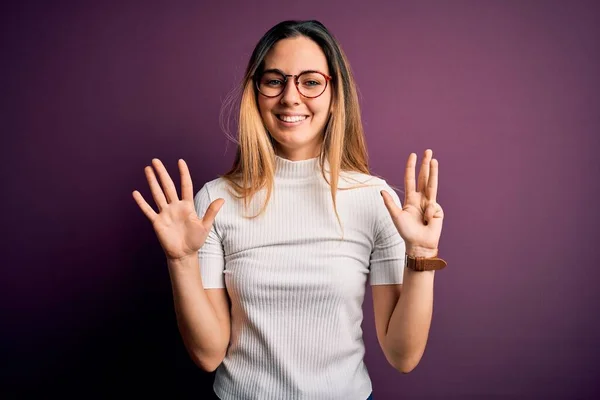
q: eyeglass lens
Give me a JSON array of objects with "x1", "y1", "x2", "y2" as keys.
[{"x1": 257, "y1": 71, "x2": 328, "y2": 98}]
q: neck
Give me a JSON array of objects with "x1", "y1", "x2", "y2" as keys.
[
  {"x1": 274, "y1": 154, "x2": 327, "y2": 180},
  {"x1": 274, "y1": 141, "x2": 322, "y2": 161}
]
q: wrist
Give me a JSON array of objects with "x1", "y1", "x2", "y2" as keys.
[
  {"x1": 405, "y1": 245, "x2": 438, "y2": 258},
  {"x1": 167, "y1": 254, "x2": 198, "y2": 268}
]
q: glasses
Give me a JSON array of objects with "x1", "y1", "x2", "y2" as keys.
[{"x1": 255, "y1": 69, "x2": 332, "y2": 98}]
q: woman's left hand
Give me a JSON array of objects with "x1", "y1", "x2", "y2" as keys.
[{"x1": 381, "y1": 149, "x2": 444, "y2": 257}]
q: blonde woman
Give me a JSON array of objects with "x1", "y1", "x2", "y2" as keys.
[{"x1": 132, "y1": 19, "x2": 446, "y2": 400}]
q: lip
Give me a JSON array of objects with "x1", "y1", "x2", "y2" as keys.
[
  {"x1": 276, "y1": 113, "x2": 309, "y2": 117},
  {"x1": 275, "y1": 113, "x2": 309, "y2": 126}
]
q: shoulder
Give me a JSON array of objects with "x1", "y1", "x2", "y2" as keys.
[
  {"x1": 199, "y1": 176, "x2": 230, "y2": 195},
  {"x1": 339, "y1": 170, "x2": 390, "y2": 187},
  {"x1": 338, "y1": 171, "x2": 402, "y2": 205},
  {"x1": 194, "y1": 176, "x2": 236, "y2": 209},
  {"x1": 196, "y1": 175, "x2": 242, "y2": 197}
]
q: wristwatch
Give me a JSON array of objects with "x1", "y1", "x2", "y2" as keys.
[{"x1": 405, "y1": 252, "x2": 447, "y2": 271}]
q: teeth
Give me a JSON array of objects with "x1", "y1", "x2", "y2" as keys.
[{"x1": 278, "y1": 115, "x2": 307, "y2": 123}]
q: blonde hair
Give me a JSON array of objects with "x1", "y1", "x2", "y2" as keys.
[{"x1": 219, "y1": 20, "x2": 377, "y2": 233}]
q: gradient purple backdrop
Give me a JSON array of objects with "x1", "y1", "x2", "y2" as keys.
[{"x1": 2, "y1": 0, "x2": 599, "y2": 398}]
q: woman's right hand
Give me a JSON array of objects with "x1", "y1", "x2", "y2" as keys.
[{"x1": 132, "y1": 158, "x2": 224, "y2": 262}]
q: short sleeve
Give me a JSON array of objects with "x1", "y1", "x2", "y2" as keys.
[
  {"x1": 194, "y1": 183, "x2": 225, "y2": 289},
  {"x1": 369, "y1": 183, "x2": 406, "y2": 285}
]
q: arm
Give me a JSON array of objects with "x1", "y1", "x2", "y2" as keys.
[
  {"x1": 376, "y1": 149, "x2": 445, "y2": 373},
  {"x1": 373, "y1": 246, "x2": 436, "y2": 374},
  {"x1": 132, "y1": 159, "x2": 229, "y2": 373},
  {"x1": 168, "y1": 255, "x2": 231, "y2": 372}
]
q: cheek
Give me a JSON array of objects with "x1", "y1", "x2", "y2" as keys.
[
  {"x1": 257, "y1": 95, "x2": 276, "y2": 116},
  {"x1": 320, "y1": 91, "x2": 333, "y2": 114},
  {"x1": 312, "y1": 96, "x2": 332, "y2": 119},
  {"x1": 257, "y1": 97, "x2": 268, "y2": 116}
]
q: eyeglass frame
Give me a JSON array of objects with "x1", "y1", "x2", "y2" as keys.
[{"x1": 254, "y1": 69, "x2": 333, "y2": 99}]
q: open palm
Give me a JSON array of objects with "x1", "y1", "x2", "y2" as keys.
[
  {"x1": 381, "y1": 149, "x2": 444, "y2": 255},
  {"x1": 132, "y1": 158, "x2": 224, "y2": 261}
]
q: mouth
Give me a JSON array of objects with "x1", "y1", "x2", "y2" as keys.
[{"x1": 276, "y1": 114, "x2": 309, "y2": 124}]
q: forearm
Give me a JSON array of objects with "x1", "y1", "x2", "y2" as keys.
[
  {"x1": 167, "y1": 256, "x2": 226, "y2": 370},
  {"x1": 385, "y1": 247, "x2": 436, "y2": 373}
]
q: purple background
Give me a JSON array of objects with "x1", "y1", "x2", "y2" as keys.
[{"x1": 2, "y1": 0, "x2": 599, "y2": 398}]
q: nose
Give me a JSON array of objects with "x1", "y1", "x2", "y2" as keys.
[{"x1": 279, "y1": 77, "x2": 301, "y2": 106}]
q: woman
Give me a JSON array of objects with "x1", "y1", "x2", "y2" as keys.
[{"x1": 132, "y1": 19, "x2": 446, "y2": 400}]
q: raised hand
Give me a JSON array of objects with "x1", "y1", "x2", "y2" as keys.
[
  {"x1": 381, "y1": 149, "x2": 444, "y2": 257},
  {"x1": 132, "y1": 158, "x2": 224, "y2": 262}
]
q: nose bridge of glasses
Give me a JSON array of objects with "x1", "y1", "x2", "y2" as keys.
[{"x1": 281, "y1": 74, "x2": 301, "y2": 96}]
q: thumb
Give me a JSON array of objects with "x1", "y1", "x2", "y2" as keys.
[
  {"x1": 380, "y1": 190, "x2": 399, "y2": 219},
  {"x1": 202, "y1": 198, "x2": 225, "y2": 228},
  {"x1": 424, "y1": 202, "x2": 443, "y2": 225},
  {"x1": 424, "y1": 203, "x2": 436, "y2": 225}
]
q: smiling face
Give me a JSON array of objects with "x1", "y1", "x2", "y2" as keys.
[{"x1": 257, "y1": 36, "x2": 332, "y2": 161}]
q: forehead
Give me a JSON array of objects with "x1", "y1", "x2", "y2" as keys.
[{"x1": 263, "y1": 36, "x2": 329, "y2": 75}]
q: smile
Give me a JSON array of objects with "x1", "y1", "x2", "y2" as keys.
[{"x1": 277, "y1": 115, "x2": 308, "y2": 123}]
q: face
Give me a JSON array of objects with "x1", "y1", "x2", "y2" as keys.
[{"x1": 257, "y1": 36, "x2": 332, "y2": 161}]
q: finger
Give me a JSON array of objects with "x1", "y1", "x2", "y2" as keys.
[
  {"x1": 145, "y1": 165, "x2": 168, "y2": 210},
  {"x1": 202, "y1": 198, "x2": 225, "y2": 228},
  {"x1": 417, "y1": 149, "x2": 432, "y2": 193},
  {"x1": 152, "y1": 158, "x2": 179, "y2": 204},
  {"x1": 434, "y1": 203, "x2": 444, "y2": 219},
  {"x1": 427, "y1": 158, "x2": 438, "y2": 203},
  {"x1": 404, "y1": 153, "x2": 417, "y2": 203},
  {"x1": 380, "y1": 190, "x2": 400, "y2": 219},
  {"x1": 132, "y1": 190, "x2": 158, "y2": 223},
  {"x1": 435, "y1": 203, "x2": 444, "y2": 219},
  {"x1": 426, "y1": 203, "x2": 444, "y2": 224},
  {"x1": 424, "y1": 202, "x2": 436, "y2": 225},
  {"x1": 179, "y1": 159, "x2": 193, "y2": 202}
]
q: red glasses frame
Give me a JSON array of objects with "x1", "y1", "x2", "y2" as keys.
[{"x1": 254, "y1": 69, "x2": 333, "y2": 99}]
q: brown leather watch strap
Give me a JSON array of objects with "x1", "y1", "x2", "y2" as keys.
[{"x1": 405, "y1": 252, "x2": 447, "y2": 271}]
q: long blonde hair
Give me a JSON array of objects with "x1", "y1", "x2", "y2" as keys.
[{"x1": 219, "y1": 20, "x2": 372, "y2": 230}]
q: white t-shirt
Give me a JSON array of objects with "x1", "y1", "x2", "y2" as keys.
[{"x1": 194, "y1": 155, "x2": 405, "y2": 400}]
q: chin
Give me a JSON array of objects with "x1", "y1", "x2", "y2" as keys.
[{"x1": 270, "y1": 129, "x2": 316, "y2": 144}]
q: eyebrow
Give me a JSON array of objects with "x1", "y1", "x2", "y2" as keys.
[{"x1": 262, "y1": 68, "x2": 324, "y2": 75}]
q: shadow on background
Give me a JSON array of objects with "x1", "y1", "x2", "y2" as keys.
[{"x1": 3, "y1": 184, "x2": 220, "y2": 399}]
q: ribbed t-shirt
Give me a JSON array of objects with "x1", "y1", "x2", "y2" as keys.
[{"x1": 194, "y1": 155, "x2": 405, "y2": 400}]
